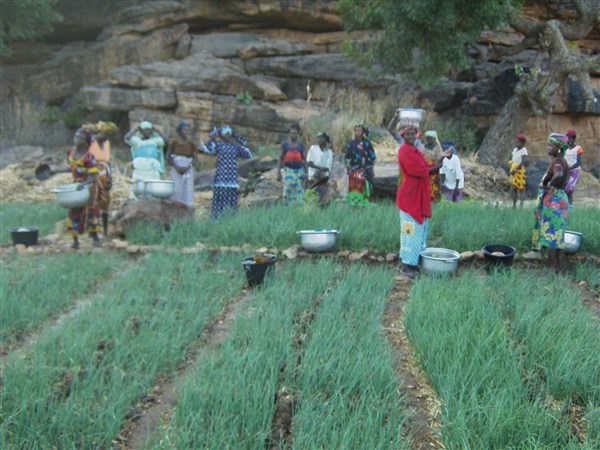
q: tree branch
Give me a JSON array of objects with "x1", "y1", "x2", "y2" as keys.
[{"x1": 487, "y1": 35, "x2": 539, "y2": 60}]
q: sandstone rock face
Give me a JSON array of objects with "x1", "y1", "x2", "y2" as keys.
[{"x1": 1, "y1": 0, "x2": 598, "y2": 175}]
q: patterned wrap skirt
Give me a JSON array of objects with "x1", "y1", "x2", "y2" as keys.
[
  {"x1": 67, "y1": 184, "x2": 101, "y2": 236},
  {"x1": 96, "y1": 161, "x2": 111, "y2": 212},
  {"x1": 429, "y1": 171, "x2": 441, "y2": 203},
  {"x1": 211, "y1": 186, "x2": 238, "y2": 220},
  {"x1": 565, "y1": 167, "x2": 580, "y2": 194},
  {"x1": 347, "y1": 168, "x2": 371, "y2": 206},
  {"x1": 509, "y1": 161, "x2": 526, "y2": 190},
  {"x1": 399, "y1": 211, "x2": 429, "y2": 266},
  {"x1": 532, "y1": 187, "x2": 569, "y2": 250},
  {"x1": 282, "y1": 167, "x2": 305, "y2": 207},
  {"x1": 171, "y1": 155, "x2": 195, "y2": 208}
]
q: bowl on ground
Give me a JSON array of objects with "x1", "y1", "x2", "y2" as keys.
[
  {"x1": 482, "y1": 244, "x2": 516, "y2": 269},
  {"x1": 10, "y1": 227, "x2": 39, "y2": 247},
  {"x1": 50, "y1": 183, "x2": 90, "y2": 209},
  {"x1": 242, "y1": 254, "x2": 277, "y2": 286},
  {"x1": 297, "y1": 229, "x2": 339, "y2": 253},
  {"x1": 420, "y1": 247, "x2": 460, "y2": 275},
  {"x1": 564, "y1": 231, "x2": 583, "y2": 254}
]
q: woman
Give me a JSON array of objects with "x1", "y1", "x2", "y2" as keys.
[
  {"x1": 564, "y1": 129, "x2": 583, "y2": 205},
  {"x1": 124, "y1": 121, "x2": 168, "y2": 199},
  {"x1": 67, "y1": 128, "x2": 102, "y2": 249},
  {"x1": 88, "y1": 131, "x2": 111, "y2": 236},
  {"x1": 509, "y1": 134, "x2": 528, "y2": 208},
  {"x1": 201, "y1": 125, "x2": 252, "y2": 220},
  {"x1": 306, "y1": 131, "x2": 333, "y2": 205},
  {"x1": 532, "y1": 133, "x2": 570, "y2": 272},
  {"x1": 277, "y1": 124, "x2": 306, "y2": 207},
  {"x1": 397, "y1": 125, "x2": 448, "y2": 278},
  {"x1": 345, "y1": 123, "x2": 376, "y2": 206},
  {"x1": 166, "y1": 121, "x2": 198, "y2": 208},
  {"x1": 423, "y1": 130, "x2": 443, "y2": 203}
]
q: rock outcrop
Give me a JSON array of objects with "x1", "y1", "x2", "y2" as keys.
[{"x1": 1, "y1": 0, "x2": 598, "y2": 172}]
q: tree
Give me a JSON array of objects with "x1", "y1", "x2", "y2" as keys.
[
  {"x1": 0, "y1": 0, "x2": 63, "y2": 58},
  {"x1": 340, "y1": 0, "x2": 600, "y2": 166}
]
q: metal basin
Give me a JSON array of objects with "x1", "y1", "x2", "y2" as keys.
[
  {"x1": 50, "y1": 183, "x2": 90, "y2": 209},
  {"x1": 564, "y1": 231, "x2": 583, "y2": 254},
  {"x1": 420, "y1": 247, "x2": 460, "y2": 274},
  {"x1": 297, "y1": 229, "x2": 339, "y2": 252},
  {"x1": 132, "y1": 180, "x2": 147, "y2": 197},
  {"x1": 145, "y1": 180, "x2": 174, "y2": 199}
]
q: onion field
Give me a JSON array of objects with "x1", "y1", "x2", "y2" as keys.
[{"x1": 1, "y1": 201, "x2": 599, "y2": 449}]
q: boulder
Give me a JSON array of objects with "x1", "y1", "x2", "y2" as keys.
[
  {"x1": 372, "y1": 162, "x2": 398, "y2": 197},
  {"x1": 237, "y1": 157, "x2": 278, "y2": 178},
  {"x1": 79, "y1": 85, "x2": 177, "y2": 111},
  {"x1": 112, "y1": 198, "x2": 193, "y2": 233},
  {"x1": 0, "y1": 146, "x2": 45, "y2": 170}
]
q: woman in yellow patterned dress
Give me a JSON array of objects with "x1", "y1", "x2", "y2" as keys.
[
  {"x1": 423, "y1": 130, "x2": 443, "y2": 202},
  {"x1": 509, "y1": 134, "x2": 528, "y2": 208}
]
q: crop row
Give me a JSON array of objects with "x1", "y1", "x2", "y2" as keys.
[
  {"x1": 1, "y1": 251, "x2": 246, "y2": 449},
  {"x1": 158, "y1": 259, "x2": 343, "y2": 448},
  {"x1": 290, "y1": 264, "x2": 410, "y2": 448},
  {"x1": 404, "y1": 269, "x2": 600, "y2": 448},
  {"x1": 1, "y1": 252, "x2": 123, "y2": 348},
  {"x1": 124, "y1": 201, "x2": 600, "y2": 254}
]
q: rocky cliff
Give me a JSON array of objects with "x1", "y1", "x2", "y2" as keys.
[{"x1": 1, "y1": 0, "x2": 598, "y2": 170}]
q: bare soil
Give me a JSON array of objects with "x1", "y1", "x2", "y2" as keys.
[{"x1": 382, "y1": 273, "x2": 445, "y2": 449}]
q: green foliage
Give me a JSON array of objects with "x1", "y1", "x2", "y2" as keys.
[
  {"x1": 339, "y1": 0, "x2": 521, "y2": 86},
  {"x1": 0, "y1": 0, "x2": 63, "y2": 57},
  {"x1": 40, "y1": 106, "x2": 62, "y2": 124},
  {"x1": 235, "y1": 90, "x2": 253, "y2": 105}
]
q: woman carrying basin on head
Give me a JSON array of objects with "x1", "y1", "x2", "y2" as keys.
[{"x1": 396, "y1": 124, "x2": 448, "y2": 278}]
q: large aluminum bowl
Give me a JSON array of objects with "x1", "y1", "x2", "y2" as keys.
[
  {"x1": 144, "y1": 180, "x2": 174, "y2": 199},
  {"x1": 420, "y1": 247, "x2": 460, "y2": 274},
  {"x1": 397, "y1": 107, "x2": 424, "y2": 121},
  {"x1": 297, "y1": 229, "x2": 339, "y2": 252},
  {"x1": 564, "y1": 230, "x2": 583, "y2": 254},
  {"x1": 51, "y1": 183, "x2": 90, "y2": 209}
]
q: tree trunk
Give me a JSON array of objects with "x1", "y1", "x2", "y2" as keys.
[{"x1": 478, "y1": 94, "x2": 533, "y2": 166}]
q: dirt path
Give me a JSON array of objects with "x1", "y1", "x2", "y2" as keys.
[
  {"x1": 574, "y1": 281, "x2": 600, "y2": 322},
  {"x1": 115, "y1": 289, "x2": 254, "y2": 450},
  {"x1": 383, "y1": 273, "x2": 444, "y2": 449}
]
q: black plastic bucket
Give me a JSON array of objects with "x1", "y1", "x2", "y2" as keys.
[
  {"x1": 242, "y1": 254, "x2": 277, "y2": 286},
  {"x1": 10, "y1": 227, "x2": 39, "y2": 246},
  {"x1": 482, "y1": 244, "x2": 516, "y2": 269}
]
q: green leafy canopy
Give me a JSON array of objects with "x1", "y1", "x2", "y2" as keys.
[
  {"x1": 0, "y1": 0, "x2": 63, "y2": 57},
  {"x1": 339, "y1": 0, "x2": 522, "y2": 86}
]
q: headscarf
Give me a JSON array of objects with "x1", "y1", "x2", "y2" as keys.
[
  {"x1": 565, "y1": 129, "x2": 577, "y2": 138},
  {"x1": 220, "y1": 125, "x2": 233, "y2": 136},
  {"x1": 441, "y1": 140, "x2": 457, "y2": 155},
  {"x1": 424, "y1": 130, "x2": 441, "y2": 149},
  {"x1": 317, "y1": 131, "x2": 331, "y2": 144},
  {"x1": 139, "y1": 121, "x2": 153, "y2": 130},
  {"x1": 547, "y1": 133, "x2": 569, "y2": 156},
  {"x1": 516, "y1": 134, "x2": 527, "y2": 142},
  {"x1": 176, "y1": 121, "x2": 190, "y2": 133}
]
